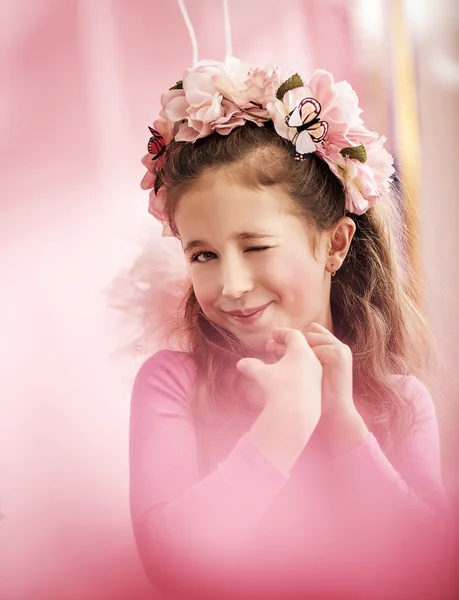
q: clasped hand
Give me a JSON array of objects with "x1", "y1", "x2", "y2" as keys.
[{"x1": 236, "y1": 323, "x2": 361, "y2": 433}]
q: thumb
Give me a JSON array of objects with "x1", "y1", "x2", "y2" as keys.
[{"x1": 236, "y1": 357, "x2": 267, "y2": 381}]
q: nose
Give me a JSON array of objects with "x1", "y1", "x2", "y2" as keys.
[{"x1": 220, "y1": 255, "x2": 255, "y2": 299}]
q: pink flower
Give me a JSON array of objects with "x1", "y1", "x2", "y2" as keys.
[
  {"x1": 148, "y1": 188, "x2": 173, "y2": 237},
  {"x1": 141, "y1": 152, "x2": 174, "y2": 236},
  {"x1": 140, "y1": 154, "x2": 156, "y2": 190},
  {"x1": 155, "y1": 95, "x2": 181, "y2": 142},
  {"x1": 141, "y1": 153, "x2": 173, "y2": 236},
  {"x1": 267, "y1": 70, "x2": 367, "y2": 152},
  {"x1": 145, "y1": 59, "x2": 395, "y2": 217},
  {"x1": 245, "y1": 65, "x2": 286, "y2": 106},
  {"x1": 324, "y1": 136, "x2": 395, "y2": 214},
  {"x1": 266, "y1": 68, "x2": 394, "y2": 213},
  {"x1": 365, "y1": 135, "x2": 395, "y2": 194},
  {"x1": 308, "y1": 70, "x2": 364, "y2": 144},
  {"x1": 156, "y1": 57, "x2": 273, "y2": 143}
]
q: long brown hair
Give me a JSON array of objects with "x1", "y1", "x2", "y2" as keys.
[{"x1": 113, "y1": 122, "x2": 434, "y2": 456}]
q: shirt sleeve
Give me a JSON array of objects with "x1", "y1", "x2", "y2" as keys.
[
  {"x1": 129, "y1": 349, "x2": 289, "y2": 594},
  {"x1": 328, "y1": 376, "x2": 454, "y2": 594}
]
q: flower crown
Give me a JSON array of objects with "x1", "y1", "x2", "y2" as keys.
[{"x1": 141, "y1": 57, "x2": 395, "y2": 236}]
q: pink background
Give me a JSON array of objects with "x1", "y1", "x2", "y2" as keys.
[{"x1": 1, "y1": 1, "x2": 458, "y2": 598}]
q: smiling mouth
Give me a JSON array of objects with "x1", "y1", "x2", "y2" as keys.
[
  {"x1": 226, "y1": 302, "x2": 271, "y2": 317},
  {"x1": 225, "y1": 302, "x2": 272, "y2": 324}
]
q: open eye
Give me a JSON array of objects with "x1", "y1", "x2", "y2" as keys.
[{"x1": 190, "y1": 251, "x2": 216, "y2": 263}]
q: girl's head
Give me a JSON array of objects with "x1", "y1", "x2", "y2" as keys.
[
  {"x1": 162, "y1": 124, "x2": 356, "y2": 359},
  {"x1": 137, "y1": 59, "x2": 431, "y2": 454}
]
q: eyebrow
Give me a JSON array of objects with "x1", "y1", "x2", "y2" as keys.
[{"x1": 183, "y1": 232, "x2": 278, "y2": 254}]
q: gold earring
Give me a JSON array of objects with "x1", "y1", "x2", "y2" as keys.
[{"x1": 330, "y1": 264, "x2": 336, "y2": 277}]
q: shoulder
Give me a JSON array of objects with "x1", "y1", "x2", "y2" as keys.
[
  {"x1": 391, "y1": 375, "x2": 438, "y2": 438},
  {"x1": 136, "y1": 348, "x2": 196, "y2": 380},
  {"x1": 389, "y1": 376, "x2": 444, "y2": 477},
  {"x1": 131, "y1": 349, "x2": 197, "y2": 410},
  {"x1": 393, "y1": 375, "x2": 436, "y2": 417}
]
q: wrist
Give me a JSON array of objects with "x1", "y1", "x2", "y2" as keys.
[
  {"x1": 264, "y1": 401, "x2": 318, "y2": 439},
  {"x1": 249, "y1": 403, "x2": 315, "y2": 475},
  {"x1": 321, "y1": 409, "x2": 370, "y2": 458}
]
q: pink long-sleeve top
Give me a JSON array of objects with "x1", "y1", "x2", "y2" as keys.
[{"x1": 129, "y1": 349, "x2": 453, "y2": 600}]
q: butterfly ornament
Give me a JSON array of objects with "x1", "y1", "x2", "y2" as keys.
[
  {"x1": 147, "y1": 126, "x2": 167, "y2": 160},
  {"x1": 285, "y1": 98, "x2": 328, "y2": 161}
]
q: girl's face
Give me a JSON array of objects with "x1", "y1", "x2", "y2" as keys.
[{"x1": 174, "y1": 173, "x2": 333, "y2": 358}]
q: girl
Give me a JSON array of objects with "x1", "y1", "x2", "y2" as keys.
[{"x1": 129, "y1": 57, "x2": 452, "y2": 599}]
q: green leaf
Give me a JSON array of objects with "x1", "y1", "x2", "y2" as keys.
[
  {"x1": 169, "y1": 80, "x2": 183, "y2": 90},
  {"x1": 340, "y1": 145, "x2": 367, "y2": 163},
  {"x1": 276, "y1": 74, "x2": 304, "y2": 100}
]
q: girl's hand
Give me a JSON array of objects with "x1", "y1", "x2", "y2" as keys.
[
  {"x1": 304, "y1": 323, "x2": 369, "y2": 456},
  {"x1": 302, "y1": 322, "x2": 356, "y2": 421},
  {"x1": 236, "y1": 327, "x2": 323, "y2": 431},
  {"x1": 302, "y1": 323, "x2": 369, "y2": 457}
]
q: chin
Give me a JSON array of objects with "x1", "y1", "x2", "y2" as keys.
[{"x1": 236, "y1": 331, "x2": 270, "y2": 355}]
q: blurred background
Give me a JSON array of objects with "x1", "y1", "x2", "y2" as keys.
[{"x1": 0, "y1": 1, "x2": 458, "y2": 598}]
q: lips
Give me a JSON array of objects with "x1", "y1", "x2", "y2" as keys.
[{"x1": 225, "y1": 302, "x2": 271, "y2": 317}]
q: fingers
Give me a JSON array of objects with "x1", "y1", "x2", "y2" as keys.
[
  {"x1": 309, "y1": 340, "x2": 352, "y2": 366},
  {"x1": 304, "y1": 331, "x2": 330, "y2": 347},
  {"x1": 272, "y1": 327, "x2": 310, "y2": 356},
  {"x1": 236, "y1": 357, "x2": 267, "y2": 381},
  {"x1": 305, "y1": 328, "x2": 348, "y2": 351},
  {"x1": 265, "y1": 338, "x2": 276, "y2": 356},
  {"x1": 309, "y1": 344, "x2": 335, "y2": 364},
  {"x1": 265, "y1": 338, "x2": 284, "y2": 362},
  {"x1": 303, "y1": 322, "x2": 333, "y2": 336},
  {"x1": 304, "y1": 323, "x2": 344, "y2": 347},
  {"x1": 308, "y1": 322, "x2": 329, "y2": 331}
]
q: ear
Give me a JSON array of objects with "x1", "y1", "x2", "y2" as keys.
[{"x1": 327, "y1": 217, "x2": 356, "y2": 274}]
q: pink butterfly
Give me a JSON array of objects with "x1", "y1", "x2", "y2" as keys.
[{"x1": 285, "y1": 98, "x2": 328, "y2": 160}]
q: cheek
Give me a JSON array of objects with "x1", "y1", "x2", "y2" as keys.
[
  {"x1": 273, "y1": 255, "x2": 324, "y2": 306},
  {"x1": 190, "y1": 269, "x2": 219, "y2": 309}
]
